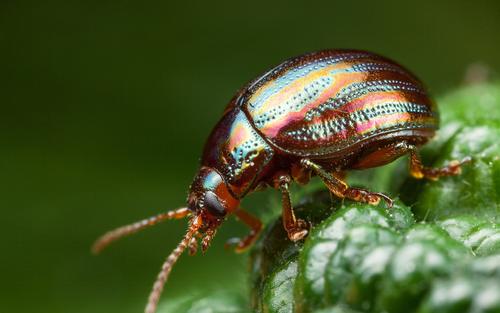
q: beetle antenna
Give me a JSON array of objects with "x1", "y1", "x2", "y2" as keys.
[
  {"x1": 92, "y1": 207, "x2": 191, "y2": 254},
  {"x1": 145, "y1": 216, "x2": 202, "y2": 313}
]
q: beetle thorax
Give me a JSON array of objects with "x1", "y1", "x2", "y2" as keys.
[{"x1": 200, "y1": 109, "x2": 275, "y2": 198}]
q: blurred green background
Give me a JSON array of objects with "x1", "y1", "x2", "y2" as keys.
[{"x1": 1, "y1": 1, "x2": 499, "y2": 312}]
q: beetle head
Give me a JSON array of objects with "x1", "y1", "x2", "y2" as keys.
[{"x1": 187, "y1": 166, "x2": 239, "y2": 237}]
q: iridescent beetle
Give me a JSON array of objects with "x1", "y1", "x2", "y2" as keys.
[{"x1": 93, "y1": 49, "x2": 470, "y2": 313}]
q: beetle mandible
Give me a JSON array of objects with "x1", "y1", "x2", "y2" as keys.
[{"x1": 93, "y1": 49, "x2": 470, "y2": 313}]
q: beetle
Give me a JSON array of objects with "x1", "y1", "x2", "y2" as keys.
[{"x1": 92, "y1": 49, "x2": 470, "y2": 313}]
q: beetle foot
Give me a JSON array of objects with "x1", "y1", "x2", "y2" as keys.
[
  {"x1": 419, "y1": 156, "x2": 472, "y2": 181},
  {"x1": 224, "y1": 232, "x2": 260, "y2": 253},
  {"x1": 287, "y1": 219, "x2": 309, "y2": 242},
  {"x1": 224, "y1": 237, "x2": 243, "y2": 251},
  {"x1": 445, "y1": 160, "x2": 463, "y2": 176},
  {"x1": 449, "y1": 156, "x2": 473, "y2": 174},
  {"x1": 345, "y1": 188, "x2": 394, "y2": 208}
]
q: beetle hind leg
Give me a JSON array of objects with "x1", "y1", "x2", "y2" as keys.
[
  {"x1": 408, "y1": 145, "x2": 471, "y2": 180},
  {"x1": 301, "y1": 159, "x2": 394, "y2": 207}
]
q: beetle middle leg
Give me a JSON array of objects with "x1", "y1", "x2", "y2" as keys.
[
  {"x1": 301, "y1": 159, "x2": 394, "y2": 207},
  {"x1": 225, "y1": 208, "x2": 263, "y2": 253}
]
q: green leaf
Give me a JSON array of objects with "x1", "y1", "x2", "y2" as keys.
[
  {"x1": 294, "y1": 201, "x2": 414, "y2": 312},
  {"x1": 418, "y1": 255, "x2": 500, "y2": 313},
  {"x1": 376, "y1": 224, "x2": 470, "y2": 313},
  {"x1": 251, "y1": 197, "x2": 500, "y2": 313},
  {"x1": 262, "y1": 259, "x2": 298, "y2": 313},
  {"x1": 438, "y1": 215, "x2": 500, "y2": 256},
  {"x1": 323, "y1": 224, "x2": 400, "y2": 310}
]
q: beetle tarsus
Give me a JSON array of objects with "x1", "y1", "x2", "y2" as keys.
[
  {"x1": 409, "y1": 146, "x2": 472, "y2": 180},
  {"x1": 344, "y1": 188, "x2": 394, "y2": 207},
  {"x1": 225, "y1": 208, "x2": 263, "y2": 253},
  {"x1": 287, "y1": 219, "x2": 309, "y2": 242},
  {"x1": 224, "y1": 235, "x2": 259, "y2": 253},
  {"x1": 376, "y1": 192, "x2": 394, "y2": 208}
]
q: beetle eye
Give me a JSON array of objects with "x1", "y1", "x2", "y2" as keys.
[{"x1": 204, "y1": 191, "x2": 226, "y2": 217}]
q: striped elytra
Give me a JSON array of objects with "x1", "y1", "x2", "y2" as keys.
[{"x1": 94, "y1": 49, "x2": 467, "y2": 313}]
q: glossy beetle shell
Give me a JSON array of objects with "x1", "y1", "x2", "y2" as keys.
[{"x1": 201, "y1": 49, "x2": 438, "y2": 197}]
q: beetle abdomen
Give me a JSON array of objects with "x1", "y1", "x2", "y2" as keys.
[{"x1": 240, "y1": 50, "x2": 438, "y2": 157}]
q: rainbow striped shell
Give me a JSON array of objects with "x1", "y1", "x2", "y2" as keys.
[{"x1": 234, "y1": 49, "x2": 438, "y2": 157}]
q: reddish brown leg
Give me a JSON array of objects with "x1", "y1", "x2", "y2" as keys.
[
  {"x1": 275, "y1": 174, "x2": 309, "y2": 241},
  {"x1": 408, "y1": 145, "x2": 471, "y2": 180},
  {"x1": 291, "y1": 162, "x2": 312, "y2": 185},
  {"x1": 225, "y1": 208, "x2": 263, "y2": 253},
  {"x1": 301, "y1": 159, "x2": 393, "y2": 207}
]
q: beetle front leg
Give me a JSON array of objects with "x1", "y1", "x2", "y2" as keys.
[
  {"x1": 407, "y1": 145, "x2": 471, "y2": 180},
  {"x1": 225, "y1": 208, "x2": 263, "y2": 253},
  {"x1": 275, "y1": 174, "x2": 309, "y2": 241},
  {"x1": 301, "y1": 159, "x2": 394, "y2": 207}
]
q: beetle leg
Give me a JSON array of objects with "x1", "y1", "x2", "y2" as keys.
[
  {"x1": 291, "y1": 162, "x2": 312, "y2": 185},
  {"x1": 407, "y1": 145, "x2": 472, "y2": 180},
  {"x1": 225, "y1": 208, "x2": 263, "y2": 253},
  {"x1": 275, "y1": 174, "x2": 309, "y2": 241},
  {"x1": 301, "y1": 159, "x2": 394, "y2": 207}
]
